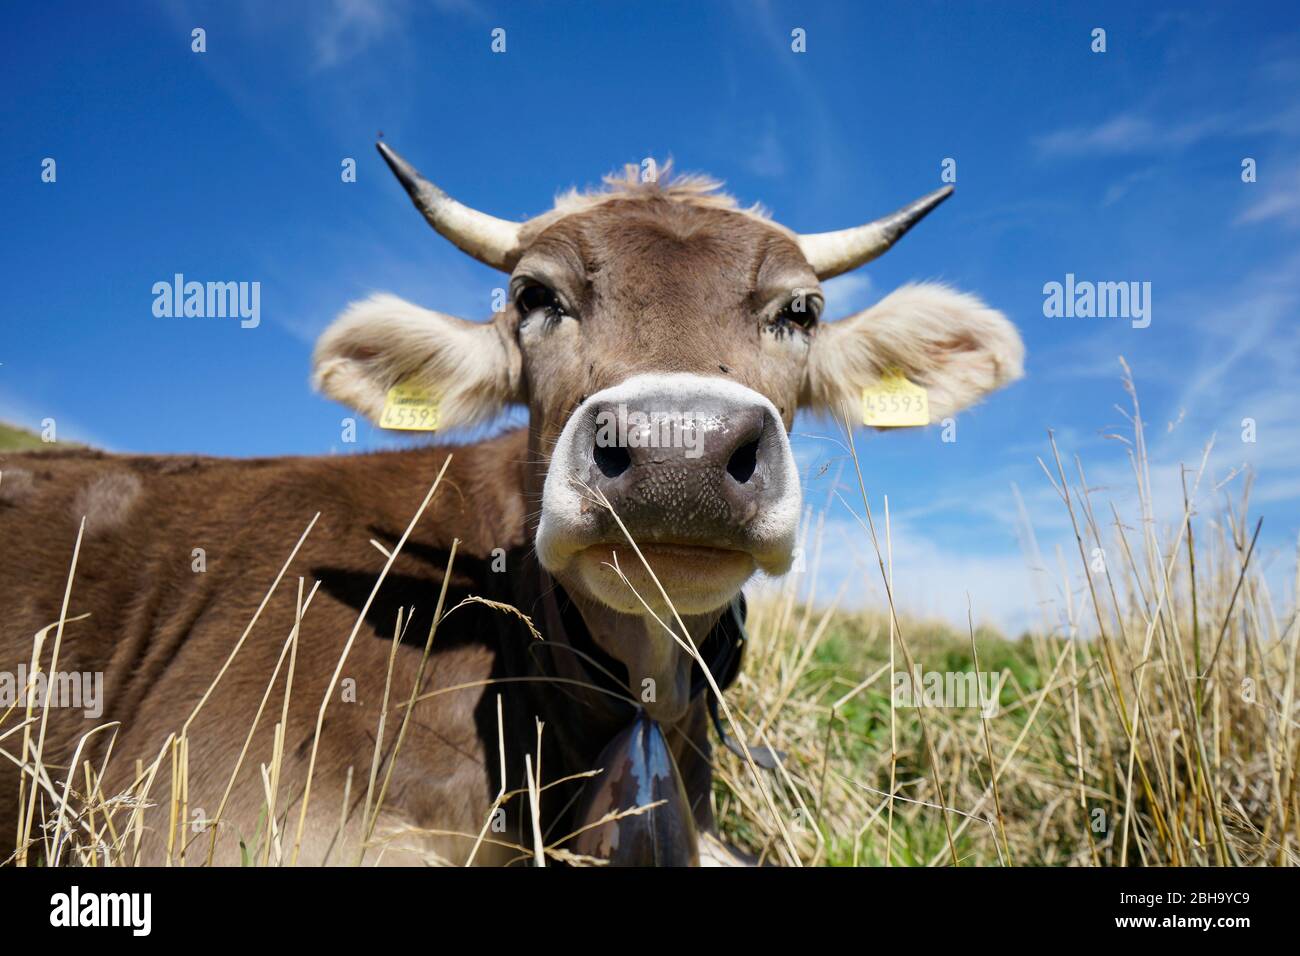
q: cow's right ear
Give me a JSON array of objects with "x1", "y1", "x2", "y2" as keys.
[{"x1": 312, "y1": 293, "x2": 523, "y2": 429}]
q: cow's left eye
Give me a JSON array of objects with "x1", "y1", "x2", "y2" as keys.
[{"x1": 515, "y1": 282, "x2": 566, "y2": 320}]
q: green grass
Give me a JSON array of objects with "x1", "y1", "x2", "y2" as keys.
[
  {"x1": 714, "y1": 605, "x2": 1052, "y2": 866},
  {"x1": 0, "y1": 422, "x2": 46, "y2": 452}
]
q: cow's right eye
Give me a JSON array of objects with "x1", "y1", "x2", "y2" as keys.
[{"x1": 515, "y1": 283, "x2": 565, "y2": 319}]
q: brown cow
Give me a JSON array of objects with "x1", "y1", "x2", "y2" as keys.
[{"x1": 0, "y1": 145, "x2": 1023, "y2": 866}]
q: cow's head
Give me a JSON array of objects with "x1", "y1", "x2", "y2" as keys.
[{"x1": 314, "y1": 144, "x2": 1023, "y2": 720}]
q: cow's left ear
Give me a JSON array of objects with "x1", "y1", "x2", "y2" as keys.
[
  {"x1": 312, "y1": 293, "x2": 523, "y2": 429},
  {"x1": 800, "y1": 283, "x2": 1024, "y2": 420}
]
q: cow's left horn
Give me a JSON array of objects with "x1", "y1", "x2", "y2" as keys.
[
  {"x1": 797, "y1": 186, "x2": 954, "y2": 280},
  {"x1": 377, "y1": 141, "x2": 522, "y2": 272}
]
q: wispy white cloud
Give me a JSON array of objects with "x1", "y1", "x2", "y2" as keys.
[
  {"x1": 753, "y1": 496, "x2": 1045, "y2": 636},
  {"x1": 1235, "y1": 167, "x2": 1300, "y2": 227},
  {"x1": 308, "y1": 0, "x2": 484, "y2": 70},
  {"x1": 312, "y1": 0, "x2": 409, "y2": 70},
  {"x1": 1034, "y1": 80, "x2": 1300, "y2": 162},
  {"x1": 743, "y1": 120, "x2": 788, "y2": 179},
  {"x1": 1102, "y1": 166, "x2": 1160, "y2": 207},
  {"x1": 729, "y1": 0, "x2": 852, "y2": 206},
  {"x1": 1034, "y1": 112, "x2": 1231, "y2": 158}
]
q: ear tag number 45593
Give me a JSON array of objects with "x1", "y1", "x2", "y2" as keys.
[
  {"x1": 861, "y1": 368, "x2": 929, "y2": 427},
  {"x1": 380, "y1": 383, "x2": 441, "y2": 431}
]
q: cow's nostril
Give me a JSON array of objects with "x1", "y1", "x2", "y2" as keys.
[
  {"x1": 594, "y1": 440, "x2": 632, "y2": 479},
  {"x1": 726, "y1": 439, "x2": 760, "y2": 484}
]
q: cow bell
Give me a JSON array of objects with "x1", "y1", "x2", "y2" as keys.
[{"x1": 570, "y1": 711, "x2": 700, "y2": 866}]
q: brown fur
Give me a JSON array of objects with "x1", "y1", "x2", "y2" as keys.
[
  {"x1": 1, "y1": 168, "x2": 1022, "y2": 866},
  {"x1": 0, "y1": 434, "x2": 723, "y2": 865}
]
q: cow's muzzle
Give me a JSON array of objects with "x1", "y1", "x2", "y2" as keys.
[{"x1": 536, "y1": 373, "x2": 801, "y2": 615}]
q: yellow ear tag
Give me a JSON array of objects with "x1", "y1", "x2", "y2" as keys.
[
  {"x1": 379, "y1": 382, "x2": 441, "y2": 431},
  {"x1": 861, "y1": 368, "x2": 930, "y2": 427}
]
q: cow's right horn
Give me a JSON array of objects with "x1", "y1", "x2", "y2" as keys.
[{"x1": 377, "y1": 142, "x2": 522, "y2": 272}]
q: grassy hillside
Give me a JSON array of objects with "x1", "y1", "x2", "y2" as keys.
[
  {"x1": 713, "y1": 511, "x2": 1295, "y2": 867},
  {"x1": 0, "y1": 421, "x2": 47, "y2": 452}
]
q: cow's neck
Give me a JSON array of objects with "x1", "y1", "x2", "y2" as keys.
[
  {"x1": 518, "y1": 424, "x2": 728, "y2": 726},
  {"x1": 501, "y1": 551, "x2": 725, "y2": 741},
  {"x1": 481, "y1": 427, "x2": 736, "y2": 838},
  {"x1": 505, "y1": 555, "x2": 732, "y2": 839}
]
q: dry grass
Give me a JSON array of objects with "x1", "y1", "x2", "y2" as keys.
[
  {"x1": 4, "y1": 367, "x2": 1297, "y2": 866},
  {"x1": 714, "y1": 367, "x2": 1298, "y2": 866}
]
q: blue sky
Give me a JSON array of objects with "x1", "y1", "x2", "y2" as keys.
[{"x1": 2, "y1": 1, "x2": 1298, "y2": 633}]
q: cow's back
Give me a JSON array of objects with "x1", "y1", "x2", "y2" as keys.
[{"x1": 0, "y1": 430, "x2": 536, "y2": 864}]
